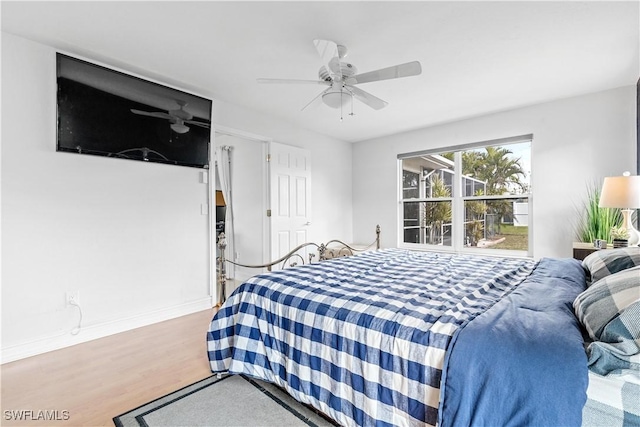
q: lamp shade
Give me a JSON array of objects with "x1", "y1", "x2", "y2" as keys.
[{"x1": 599, "y1": 174, "x2": 640, "y2": 209}]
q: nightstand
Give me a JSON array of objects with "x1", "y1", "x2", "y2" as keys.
[{"x1": 572, "y1": 242, "x2": 609, "y2": 261}]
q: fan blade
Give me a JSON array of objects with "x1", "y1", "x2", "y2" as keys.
[
  {"x1": 170, "y1": 109, "x2": 193, "y2": 121},
  {"x1": 185, "y1": 120, "x2": 211, "y2": 128},
  {"x1": 345, "y1": 61, "x2": 422, "y2": 85},
  {"x1": 313, "y1": 39, "x2": 341, "y2": 80},
  {"x1": 130, "y1": 109, "x2": 173, "y2": 120},
  {"x1": 257, "y1": 78, "x2": 330, "y2": 86},
  {"x1": 347, "y1": 86, "x2": 388, "y2": 110},
  {"x1": 301, "y1": 88, "x2": 331, "y2": 111}
]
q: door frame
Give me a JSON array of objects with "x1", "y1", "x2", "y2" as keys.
[{"x1": 211, "y1": 124, "x2": 272, "y2": 298}]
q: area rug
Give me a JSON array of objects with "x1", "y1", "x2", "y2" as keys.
[{"x1": 113, "y1": 374, "x2": 339, "y2": 426}]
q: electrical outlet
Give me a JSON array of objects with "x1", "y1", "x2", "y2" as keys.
[{"x1": 66, "y1": 291, "x2": 80, "y2": 306}]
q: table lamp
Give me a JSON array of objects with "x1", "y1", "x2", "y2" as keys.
[{"x1": 599, "y1": 172, "x2": 640, "y2": 246}]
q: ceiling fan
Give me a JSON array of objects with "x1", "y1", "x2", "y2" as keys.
[
  {"x1": 257, "y1": 39, "x2": 422, "y2": 118},
  {"x1": 130, "y1": 100, "x2": 210, "y2": 134}
]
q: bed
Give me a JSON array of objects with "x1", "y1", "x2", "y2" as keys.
[{"x1": 207, "y1": 231, "x2": 640, "y2": 426}]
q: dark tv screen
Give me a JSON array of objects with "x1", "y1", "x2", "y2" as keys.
[{"x1": 56, "y1": 53, "x2": 212, "y2": 168}]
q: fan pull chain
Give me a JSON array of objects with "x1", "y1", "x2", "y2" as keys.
[
  {"x1": 349, "y1": 93, "x2": 355, "y2": 116},
  {"x1": 340, "y1": 90, "x2": 344, "y2": 122}
]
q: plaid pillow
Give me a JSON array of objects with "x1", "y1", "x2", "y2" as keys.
[
  {"x1": 574, "y1": 265, "x2": 640, "y2": 341},
  {"x1": 587, "y1": 302, "x2": 640, "y2": 375},
  {"x1": 582, "y1": 246, "x2": 640, "y2": 284}
]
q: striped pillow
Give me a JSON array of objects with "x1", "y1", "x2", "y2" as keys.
[
  {"x1": 582, "y1": 246, "x2": 640, "y2": 284},
  {"x1": 573, "y1": 265, "x2": 640, "y2": 341}
]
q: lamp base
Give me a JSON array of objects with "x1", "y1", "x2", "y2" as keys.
[{"x1": 621, "y1": 209, "x2": 640, "y2": 246}]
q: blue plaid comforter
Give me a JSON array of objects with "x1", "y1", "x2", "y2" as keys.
[{"x1": 207, "y1": 249, "x2": 536, "y2": 426}]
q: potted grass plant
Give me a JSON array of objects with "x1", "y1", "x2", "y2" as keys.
[{"x1": 575, "y1": 182, "x2": 622, "y2": 245}]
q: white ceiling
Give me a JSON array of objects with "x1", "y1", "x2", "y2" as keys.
[{"x1": 2, "y1": 1, "x2": 638, "y2": 143}]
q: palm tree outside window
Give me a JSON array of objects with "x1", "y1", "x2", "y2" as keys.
[{"x1": 399, "y1": 136, "x2": 532, "y2": 256}]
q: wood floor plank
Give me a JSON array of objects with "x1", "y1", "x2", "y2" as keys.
[{"x1": 1, "y1": 308, "x2": 216, "y2": 427}]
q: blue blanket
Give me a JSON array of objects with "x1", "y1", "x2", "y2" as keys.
[{"x1": 439, "y1": 257, "x2": 589, "y2": 427}]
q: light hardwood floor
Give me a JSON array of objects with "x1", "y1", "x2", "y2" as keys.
[{"x1": 1, "y1": 308, "x2": 217, "y2": 427}]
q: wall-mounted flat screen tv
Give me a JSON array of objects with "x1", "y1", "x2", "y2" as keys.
[{"x1": 56, "y1": 53, "x2": 212, "y2": 168}]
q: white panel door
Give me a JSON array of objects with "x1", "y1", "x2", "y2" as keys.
[{"x1": 269, "y1": 142, "x2": 311, "y2": 267}]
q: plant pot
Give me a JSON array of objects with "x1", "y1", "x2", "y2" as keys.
[{"x1": 613, "y1": 239, "x2": 629, "y2": 248}]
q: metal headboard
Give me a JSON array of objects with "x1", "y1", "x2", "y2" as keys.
[{"x1": 215, "y1": 225, "x2": 380, "y2": 306}]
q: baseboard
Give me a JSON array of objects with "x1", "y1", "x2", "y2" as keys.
[{"x1": 0, "y1": 296, "x2": 214, "y2": 364}]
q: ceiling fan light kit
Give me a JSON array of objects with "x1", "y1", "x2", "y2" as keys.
[
  {"x1": 170, "y1": 122, "x2": 190, "y2": 134},
  {"x1": 322, "y1": 89, "x2": 349, "y2": 109},
  {"x1": 257, "y1": 39, "x2": 422, "y2": 120}
]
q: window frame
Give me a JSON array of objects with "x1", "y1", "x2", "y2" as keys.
[{"x1": 397, "y1": 134, "x2": 533, "y2": 258}]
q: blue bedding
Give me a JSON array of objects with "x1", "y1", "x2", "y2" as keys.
[
  {"x1": 207, "y1": 251, "x2": 589, "y2": 426},
  {"x1": 439, "y1": 257, "x2": 589, "y2": 427}
]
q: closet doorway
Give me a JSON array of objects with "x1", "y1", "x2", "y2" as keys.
[
  {"x1": 214, "y1": 129, "x2": 269, "y2": 293},
  {"x1": 212, "y1": 129, "x2": 313, "y2": 299}
]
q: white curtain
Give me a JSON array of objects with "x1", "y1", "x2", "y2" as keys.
[{"x1": 216, "y1": 145, "x2": 235, "y2": 280}]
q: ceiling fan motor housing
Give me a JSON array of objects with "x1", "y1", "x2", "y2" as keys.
[{"x1": 318, "y1": 62, "x2": 358, "y2": 82}]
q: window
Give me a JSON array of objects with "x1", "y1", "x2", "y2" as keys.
[{"x1": 399, "y1": 135, "x2": 532, "y2": 256}]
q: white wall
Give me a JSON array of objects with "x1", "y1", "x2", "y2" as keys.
[
  {"x1": 1, "y1": 33, "x2": 213, "y2": 362},
  {"x1": 352, "y1": 86, "x2": 637, "y2": 258},
  {"x1": 1, "y1": 33, "x2": 354, "y2": 362}
]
